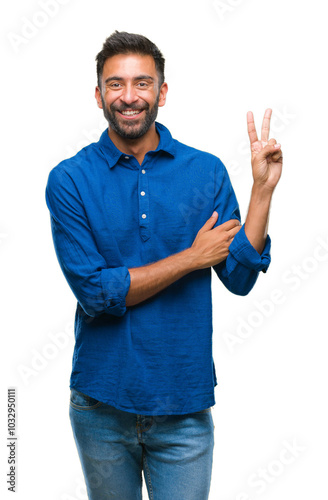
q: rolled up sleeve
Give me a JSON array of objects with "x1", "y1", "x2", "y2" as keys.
[
  {"x1": 45, "y1": 166, "x2": 130, "y2": 317},
  {"x1": 229, "y1": 224, "x2": 271, "y2": 273},
  {"x1": 212, "y1": 159, "x2": 271, "y2": 296}
]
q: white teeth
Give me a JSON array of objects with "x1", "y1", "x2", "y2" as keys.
[{"x1": 121, "y1": 110, "x2": 141, "y2": 116}]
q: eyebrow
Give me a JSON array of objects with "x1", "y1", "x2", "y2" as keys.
[{"x1": 104, "y1": 75, "x2": 155, "y2": 85}]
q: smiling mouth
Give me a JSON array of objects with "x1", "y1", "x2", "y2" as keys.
[{"x1": 118, "y1": 109, "x2": 144, "y2": 118}]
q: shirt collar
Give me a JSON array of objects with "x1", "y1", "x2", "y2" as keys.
[{"x1": 98, "y1": 121, "x2": 176, "y2": 169}]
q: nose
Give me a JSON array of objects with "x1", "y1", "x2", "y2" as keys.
[{"x1": 120, "y1": 83, "x2": 138, "y2": 106}]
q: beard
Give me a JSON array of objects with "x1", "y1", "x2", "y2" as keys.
[{"x1": 100, "y1": 92, "x2": 160, "y2": 140}]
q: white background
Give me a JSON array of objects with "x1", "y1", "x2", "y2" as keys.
[{"x1": 1, "y1": 0, "x2": 327, "y2": 498}]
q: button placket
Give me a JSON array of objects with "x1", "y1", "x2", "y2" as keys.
[{"x1": 138, "y1": 167, "x2": 150, "y2": 241}]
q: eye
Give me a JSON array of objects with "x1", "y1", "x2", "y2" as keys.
[
  {"x1": 137, "y1": 82, "x2": 149, "y2": 88},
  {"x1": 109, "y1": 82, "x2": 122, "y2": 89}
]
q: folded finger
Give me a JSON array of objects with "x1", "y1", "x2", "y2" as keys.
[{"x1": 271, "y1": 151, "x2": 283, "y2": 162}]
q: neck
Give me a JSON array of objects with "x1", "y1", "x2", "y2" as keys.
[{"x1": 108, "y1": 123, "x2": 159, "y2": 165}]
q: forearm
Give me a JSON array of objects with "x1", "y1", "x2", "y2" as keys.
[
  {"x1": 244, "y1": 184, "x2": 273, "y2": 254},
  {"x1": 126, "y1": 210, "x2": 249, "y2": 307},
  {"x1": 125, "y1": 247, "x2": 198, "y2": 307}
]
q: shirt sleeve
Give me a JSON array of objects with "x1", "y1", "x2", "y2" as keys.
[
  {"x1": 45, "y1": 166, "x2": 131, "y2": 317},
  {"x1": 212, "y1": 159, "x2": 271, "y2": 296}
]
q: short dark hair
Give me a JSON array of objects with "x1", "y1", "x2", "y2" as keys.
[{"x1": 95, "y1": 31, "x2": 165, "y2": 89}]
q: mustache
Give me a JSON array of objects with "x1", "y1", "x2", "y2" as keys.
[{"x1": 111, "y1": 103, "x2": 149, "y2": 112}]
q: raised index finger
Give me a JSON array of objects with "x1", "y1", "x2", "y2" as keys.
[
  {"x1": 261, "y1": 108, "x2": 272, "y2": 142},
  {"x1": 247, "y1": 111, "x2": 258, "y2": 145}
]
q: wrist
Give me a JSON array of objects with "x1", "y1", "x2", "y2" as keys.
[
  {"x1": 251, "y1": 182, "x2": 275, "y2": 201},
  {"x1": 182, "y1": 247, "x2": 201, "y2": 272}
]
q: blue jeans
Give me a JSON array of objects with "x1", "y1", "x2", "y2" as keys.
[{"x1": 69, "y1": 388, "x2": 214, "y2": 499}]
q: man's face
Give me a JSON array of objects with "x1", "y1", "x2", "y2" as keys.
[{"x1": 95, "y1": 53, "x2": 167, "y2": 140}]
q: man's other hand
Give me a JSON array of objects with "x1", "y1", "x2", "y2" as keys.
[{"x1": 190, "y1": 212, "x2": 241, "y2": 270}]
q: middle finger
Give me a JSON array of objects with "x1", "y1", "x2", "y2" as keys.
[{"x1": 261, "y1": 108, "x2": 272, "y2": 143}]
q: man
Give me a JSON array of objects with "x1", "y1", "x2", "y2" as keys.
[{"x1": 45, "y1": 31, "x2": 282, "y2": 500}]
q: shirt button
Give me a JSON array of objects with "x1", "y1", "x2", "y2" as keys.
[
  {"x1": 141, "y1": 214, "x2": 147, "y2": 219},
  {"x1": 141, "y1": 169, "x2": 146, "y2": 174},
  {"x1": 124, "y1": 156, "x2": 130, "y2": 159},
  {"x1": 140, "y1": 191, "x2": 145, "y2": 196}
]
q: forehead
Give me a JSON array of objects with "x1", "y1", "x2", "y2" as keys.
[{"x1": 102, "y1": 53, "x2": 157, "y2": 81}]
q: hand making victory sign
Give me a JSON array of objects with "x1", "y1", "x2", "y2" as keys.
[
  {"x1": 247, "y1": 108, "x2": 283, "y2": 192},
  {"x1": 243, "y1": 108, "x2": 283, "y2": 254}
]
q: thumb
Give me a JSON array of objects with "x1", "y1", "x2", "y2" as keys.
[{"x1": 199, "y1": 211, "x2": 218, "y2": 233}]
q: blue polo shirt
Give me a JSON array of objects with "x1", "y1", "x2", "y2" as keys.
[{"x1": 45, "y1": 121, "x2": 271, "y2": 415}]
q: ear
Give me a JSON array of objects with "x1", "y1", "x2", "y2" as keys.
[
  {"x1": 95, "y1": 86, "x2": 103, "y2": 109},
  {"x1": 158, "y1": 82, "x2": 168, "y2": 108}
]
